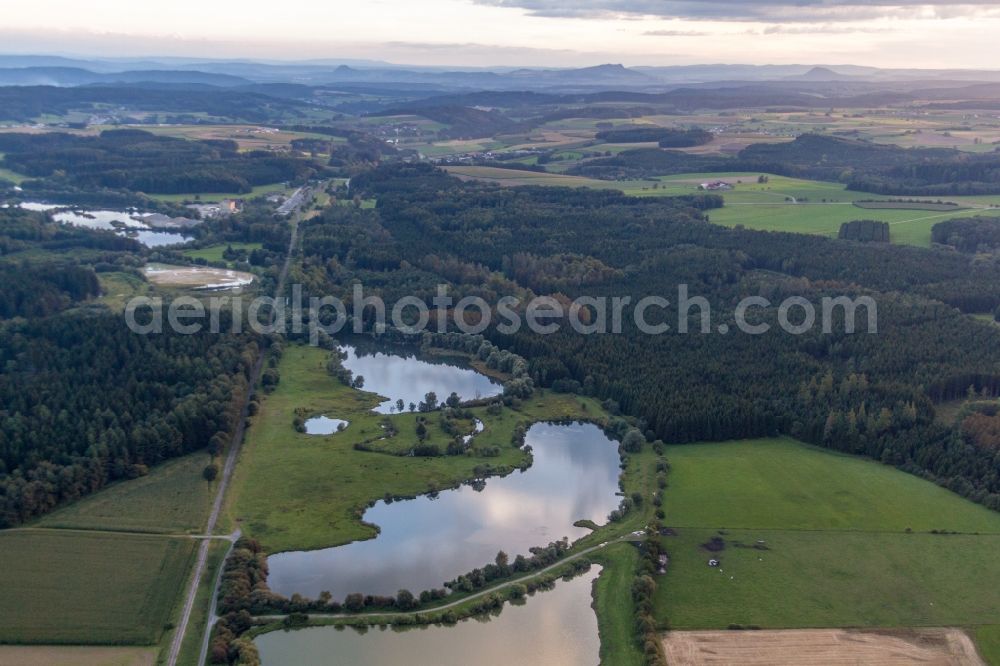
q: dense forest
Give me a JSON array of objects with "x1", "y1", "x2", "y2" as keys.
[
  {"x1": 932, "y1": 216, "x2": 1000, "y2": 253},
  {"x1": 0, "y1": 313, "x2": 258, "y2": 526},
  {"x1": 838, "y1": 219, "x2": 890, "y2": 243},
  {"x1": 293, "y1": 164, "x2": 1000, "y2": 511},
  {"x1": 0, "y1": 129, "x2": 322, "y2": 194},
  {"x1": 594, "y1": 127, "x2": 713, "y2": 147},
  {"x1": 0, "y1": 204, "x2": 264, "y2": 527}
]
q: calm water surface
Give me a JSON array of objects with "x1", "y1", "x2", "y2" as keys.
[
  {"x1": 18, "y1": 202, "x2": 191, "y2": 247},
  {"x1": 303, "y1": 416, "x2": 349, "y2": 434},
  {"x1": 340, "y1": 342, "x2": 502, "y2": 413},
  {"x1": 267, "y1": 422, "x2": 620, "y2": 599},
  {"x1": 255, "y1": 567, "x2": 602, "y2": 666}
]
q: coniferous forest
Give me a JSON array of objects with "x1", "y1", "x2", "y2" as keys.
[{"x1": 294, "y1": 164, "x2": 1000, "y2": 510}]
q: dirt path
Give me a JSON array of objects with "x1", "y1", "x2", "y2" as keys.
[
  {"x1": 166, "y1": 194, "x2": 307, "y2": 666},
  {"x1": 662, "y1": 628, "x2": 986, "y2": 665}
]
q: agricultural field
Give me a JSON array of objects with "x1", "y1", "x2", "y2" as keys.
[
  {"x1": 223, "y1": 344, "x2": 610, "y2": 553},
  {"x1": 443, "y1": 166, "x2": 1000, "y2": 247},
  {"x1": 654, "y1": 438, "x2": 1000, "y2": 636},
  {"x1": 37, "y1": 450, "x2": 216, "y2": 534},
  {"x1": 0, "y1": 646, "x2": 156, "y2": 666},
  {"x1": 0, "y1": 530, "x2": 196, "y2": 644},
  {"x1": 661, "y1": 628, "x2": 985, "y2": 665}
]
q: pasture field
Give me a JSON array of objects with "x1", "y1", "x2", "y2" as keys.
[
  {"x1": 224, "y1": 344, "x2": 609, "y2": 553},
  {"x1": 37, "y1": 450, "x2": 215, "y2": 534},
  {"x1": 182, "y1": 241, "x2": 263, "y2": 264},
  {"x1": 662, "y1": 438, "x2": 1000, "y2": 533},
  {"x1": 977, "y1": 626, "x2": 1000, "y2": 665},
  {"x1": 0, "y1": 646, "x2": 156, "y2": 666},
  {"x1": 709, "y1": 200, "x2": 1000, "y2": 247},
  {"x1": 0, "y1": 530, "x2": 196, "y2": 644},
  {"x1": 654, "y1": 438, "x2": 1000, "y2": 631},
  {"x1": 657, "y1": 528, "x2": 1000, "y2": 629}
]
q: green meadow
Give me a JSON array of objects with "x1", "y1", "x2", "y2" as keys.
[
  {"x1": 591, "y1": 543, "x2": 645, "y2": 666},
  {"x1": 654, "y1": 438, "x2": 1000, "y2": 633},
  {"x1": 224, "y1": 344, "x2": 611, "y2": 553},
  {"x1": 663, "y1": 438, "x2": 1000, "y2": 533},
  {"x1": 182, "y1": 241, "x2": 263, "y2": 265}
]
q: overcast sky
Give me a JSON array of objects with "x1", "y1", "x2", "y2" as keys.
[{"x1": 2, "y1": 0, "x2": 998, "y2": 68}]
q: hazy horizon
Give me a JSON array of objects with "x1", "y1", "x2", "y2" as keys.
[{"x1": 2, "y1": 0, "x2": 999, "y2": 69}]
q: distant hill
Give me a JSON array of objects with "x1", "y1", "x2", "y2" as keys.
[
  {"x1": 786, "y1": 66, "x2": 862, "y2": 82},
  {"x1": 0, "y1": 66, "x2": 252, "y2": 87}
]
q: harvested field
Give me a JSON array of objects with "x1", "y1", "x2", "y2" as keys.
[
  {"x1": 661, "y1": 628, "x2": 985, "y2": 665},
  {"x1": 0, "y1": 646, "x2": 156, "y2": 666},
  {"x1": 144, "y1": 263, "x2": 254, "y2": 290}
]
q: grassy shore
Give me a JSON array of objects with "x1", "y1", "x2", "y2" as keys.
[
  {"x1": 591, "y1": 543, "x2": 644, "y2": 666},
  {"x1": 224, "y1": 344, "x2": 611, "y2": 553}
]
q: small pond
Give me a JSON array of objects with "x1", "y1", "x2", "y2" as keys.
[{"x1": 304, "y1": 416, "x2": 350, "y2": 435}]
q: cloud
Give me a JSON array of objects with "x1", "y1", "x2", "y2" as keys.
[
  {"x1": 756, "y1": 24, "x2": 893, "y2": 34},
  {"x1": 475, "y1": 1, "x2": 1000, "y2": 22},
  {"x1": 642, "y1": 29, "x2": 711, "y2": 36}
]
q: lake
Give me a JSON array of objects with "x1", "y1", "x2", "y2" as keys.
[
  {"x1": 266, "y1": 421, "x2": 621, "y2": 600},
  {"x1": 339, "y1": 341, "x2": 502, "y2": 414},
  {"x1": 16, "y1": 202, "x2": 192, "y2": 247},
  {"x1": 255, "y1": 567, "x2": 602, "y2": 666}
]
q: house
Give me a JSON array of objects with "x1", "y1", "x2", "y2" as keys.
[{"x1": 699, "y1": 181, "x2": 734, "y2": 191}]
